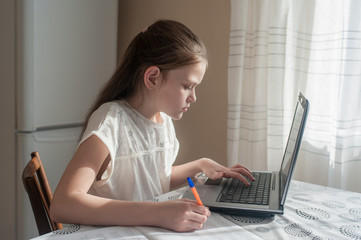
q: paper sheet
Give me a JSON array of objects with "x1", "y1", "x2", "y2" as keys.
[
  {"x1": 32, "y1": 187, "x2": 262, "y2": 240},
  {"x1": 34, "y1": 213, "x2": 262, "y2": 240}
]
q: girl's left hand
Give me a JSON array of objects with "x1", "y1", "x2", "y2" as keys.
[{"x1": 199, "y1": 158, "x2": 255, "y2": 186}]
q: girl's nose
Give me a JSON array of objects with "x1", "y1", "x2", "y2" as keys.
[{"x1": 187, "y1": 90, "x2": 196, "y2": 103}]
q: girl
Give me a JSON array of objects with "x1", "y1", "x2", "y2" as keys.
[{"x1": 50, "y1": 19, "x2": 254, "y2": 232}]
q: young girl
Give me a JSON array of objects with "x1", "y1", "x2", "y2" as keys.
[{"x1": 50, "y1": 19, "x2": 254, "y2": 232}]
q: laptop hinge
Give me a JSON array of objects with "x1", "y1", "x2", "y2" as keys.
[{"x1": 272, "y1": 173, "x2": 276, "y2": 190}]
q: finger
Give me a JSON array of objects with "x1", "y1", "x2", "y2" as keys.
[
  {"x1": 230, "y1": 164, "x2": 253, "y2": 174},
  {"x1": 180, "y1": 199, "x2": 206, "y2": 208},
  {"x1": 230, "y1": 167, "x2": 255, "y2": 181},
  {"x1": 229, "y1": 164, "x2": 255, "y2": 179},
  {"x1": 189, "y1": 207, "x2": 209, "y2": 223},
  {"x1": 173, "y1": 206, "x2": 208, "y2": 232},
  {"x1": 223, "y1": 171, "x2": 251, "y2": 186},
  {"x1": 178, "y1": 199, "x2": 211, "y2": 216},
  {"x1": 193, "y1": 205, "x2": 211, "y2": 216},
  {"x1": 181, "y1": 219, "x2": 205, "y2": 232}
]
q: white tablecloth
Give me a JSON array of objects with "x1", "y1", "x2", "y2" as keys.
[
  {"x1": 34, "y1": 181, "x2": 361, "y2": 240},
  {"x1": 222, "y1": 180, "x2": 361, "y2": 239}
]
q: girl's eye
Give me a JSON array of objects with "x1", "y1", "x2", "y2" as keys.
[{"x1": 184, "y1": 85, "x2": 192, "y2": 90}]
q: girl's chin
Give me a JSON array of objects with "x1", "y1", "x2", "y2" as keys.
[{"x1": 170, "y1": 113, "x2": 184, "y2": 120}]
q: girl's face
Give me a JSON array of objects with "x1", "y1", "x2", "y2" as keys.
[{"x1": 157, "y1": 60, "x2": 207, "y2": 120}]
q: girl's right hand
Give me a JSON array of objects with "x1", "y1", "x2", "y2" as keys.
[{"x1": 154, "y1": 199, "x2": 211, "y2": 232}]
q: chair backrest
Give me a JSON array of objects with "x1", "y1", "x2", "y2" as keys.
[{"x1": 22, "y1": 152, "x2": 63, "y2": 235}]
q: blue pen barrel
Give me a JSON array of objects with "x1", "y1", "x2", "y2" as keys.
[{"x1": 187, "y1": 177, "x2": 195, "y2": 188}]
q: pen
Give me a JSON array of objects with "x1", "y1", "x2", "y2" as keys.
[{"x1": 187, "y1": 177, "x2": 204, "y2": 206}]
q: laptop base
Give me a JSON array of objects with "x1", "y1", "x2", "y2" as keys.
[{"x1": 209, "y1": 206, "x2": 278, "y2": 218}]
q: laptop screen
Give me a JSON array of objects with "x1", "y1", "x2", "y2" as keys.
[{"x1": 279, "y1": 94, "x2": 309, "y2": 204}]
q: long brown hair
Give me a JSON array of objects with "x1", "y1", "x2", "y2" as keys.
[{"x1": 81, "y1": 19, "x2": 208, "y2": 135}]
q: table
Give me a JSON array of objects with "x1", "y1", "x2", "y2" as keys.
[
  {"x1": 223, "y1": 180, "x2": 361, "y2": 239},
  {"x1": 32, "y1": 181, "x2": 361, "y2": 240}
]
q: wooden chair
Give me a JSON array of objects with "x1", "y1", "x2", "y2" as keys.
[{"x1": 22, "y1": 152, "x2": 63, "y2": 235}]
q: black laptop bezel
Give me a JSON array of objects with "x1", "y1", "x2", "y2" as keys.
[{"x1": 279, "y1": 93, "x2": 309, "y2": 205}]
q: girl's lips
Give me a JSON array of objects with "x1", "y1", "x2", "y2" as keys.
[{"x1": 182, "y1": 107, "x2": 189, "y2": 112}]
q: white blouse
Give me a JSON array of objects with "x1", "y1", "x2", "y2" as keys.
[{"x1": 79, "y1": 100, "x2": 179, "y2": 201}]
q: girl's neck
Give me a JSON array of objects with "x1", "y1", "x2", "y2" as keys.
[{"x1": 125, "y1": 95, "x2": 163, "y2": 124}]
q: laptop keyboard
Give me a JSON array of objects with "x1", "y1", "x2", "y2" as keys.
[{"x1": 218, "y1": 172, "x2": 271, "y2": 205}]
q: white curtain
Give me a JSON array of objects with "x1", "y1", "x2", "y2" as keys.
[{"x1": 227, "y1": 0, "x2": 361, "y2": 193}]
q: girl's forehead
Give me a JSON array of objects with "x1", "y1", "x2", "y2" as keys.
[
  {"x1": 174, "y1": 61, "x2": 207, "y2": 74},
  {"x1": 166, "y1": 61, "x2": 206, "y2": 83}
]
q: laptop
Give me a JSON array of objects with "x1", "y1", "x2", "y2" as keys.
[{"x1": 183, "y1": 92, "x2": 309, "y2": 217}]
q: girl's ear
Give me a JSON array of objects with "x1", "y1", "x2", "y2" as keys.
[{"x1": 144, "y1": 66, "x2": 161, "y2": 90}]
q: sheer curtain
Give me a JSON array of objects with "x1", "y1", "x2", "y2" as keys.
[{"x1": 227, "y1": 0, "x2": 361, "y2": 193}]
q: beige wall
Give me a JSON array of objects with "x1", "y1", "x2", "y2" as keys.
[
  {"x1": 0, "y1": 1, "x2": 229, "y2": 239},
  {"x1": 118, "y1": 0, "x2": 230, "y2": 166}
]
